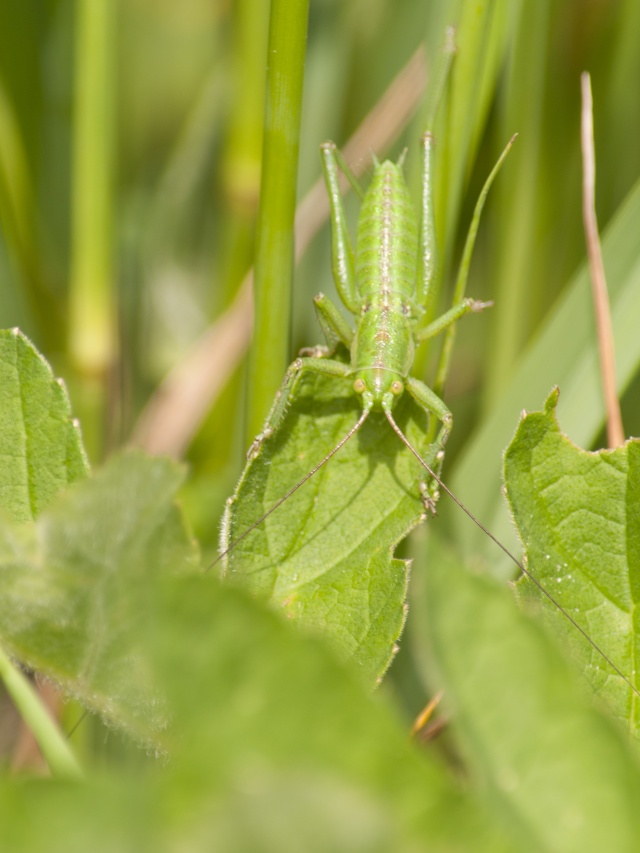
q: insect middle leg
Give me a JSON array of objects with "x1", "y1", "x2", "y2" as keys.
[
  {"x1": 298, "y1": 292, "x2": 354, "y2": 358},
  {"x1": 415, "y1": 298, "x2": 493, "y2": 344}
]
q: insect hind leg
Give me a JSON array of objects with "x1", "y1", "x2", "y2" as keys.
[{"x1": 320, "y1": 142, "x2": 360, "y2": 313}]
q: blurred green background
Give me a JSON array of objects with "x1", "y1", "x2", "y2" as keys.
[
  {"x1": 1, "y1": 0, "x2": 639, "y2": 559},
  {"x1": 2, "y1": 3, "x2": 640, "y2": 844}
]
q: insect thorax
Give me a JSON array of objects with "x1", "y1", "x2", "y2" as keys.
[{"x1": 351, "y1": 305, "x2": 415, "y2": 405}]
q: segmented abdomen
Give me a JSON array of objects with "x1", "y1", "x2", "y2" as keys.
[{"x1": 355, "y1": 160, "x2": 418, "y2": 302}]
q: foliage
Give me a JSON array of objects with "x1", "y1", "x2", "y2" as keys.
[
  {"x1": 222, "y1": 354, "x2": 435, "y2": 684},
  {"x1": 1, "y1": 0, "x2": 640, "y2": 849},
  {"x1": 505, "y1": 388, "x2": 640, "y2": 737}
]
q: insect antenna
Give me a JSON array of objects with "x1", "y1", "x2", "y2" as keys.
[
  {"x1": 210, "y1": 408, "x2": 370, "y2": 570},
  {"x1": 384, "y1": 407, "x2": 640, "y2": 701}
]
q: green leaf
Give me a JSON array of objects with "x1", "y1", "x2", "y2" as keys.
[
  {"x1": 144, "y1": 576, "x2": 514, "y2": 850},
  {"x1": 0, "y1": 577, "x2": 516, "y2": 851},
  {"x1": 222, "y1": 362, "x2": 441, "y2": 685},
  {"x1": 412, "y1": 532, "x2": 640, "y2": 851},
  {"x1": 0, "y1": 451, "x2": 199, "y2": 743},
  {"x1": 503, "y1": 389, "x2": 640, "y2": 735},
  {"x1": 0, "y1": 328, "x2": 88, "y2": 522}
]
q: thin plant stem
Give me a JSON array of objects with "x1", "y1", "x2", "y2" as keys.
[
  {"x1": 69, "y1": 0, "x2": 117, "y2": 458},
  {"x1": 0, "y1": 645, "x2": 82, "y2": 780},
  {"x1": 580, "y1": 72, "x2": 624, "y2": 448}
]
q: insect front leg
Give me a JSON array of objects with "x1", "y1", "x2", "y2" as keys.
[
  {"x1": 247, "y1": 356, "x2": 352, "y2": 459},
  {"x1": 298, "y1": 292, "x2": 354, "y2": 358},
  {"x1": 404, "y1": 374, "x2": 453, "y2": 511}
]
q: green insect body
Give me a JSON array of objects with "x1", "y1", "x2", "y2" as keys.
[
  {"x1": 219, "y1": 133, "x2": 640, "y2": 699},
  {"x1": 242, "y1": 136, "x2": 489, "y2": 473},
  {"x1": 217, "y1": 136, "x2": 508, "y2": 682},
  {"x1": 351, "y1": 159, "x2": 421, "y2": 410}
]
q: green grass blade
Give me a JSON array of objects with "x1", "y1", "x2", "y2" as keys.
[
  {"x1": 69, "y1": 0, "x2": 117, "y2": 378},
  {"x1": 0, "y1": 80, "x2": 54, "y2": 344},
  {"x1": 435, "y1": 0, "x2": 514, "y2": 269},
  {"x1": 435, "y1": 133, "x2": 516, "y2": 395},
  {"x1": 483, "y1": 0, "x2": 551, "y2": 407},
  {"x1": 451, "y1": 175, "x2": 640, "y2": 568},
  {"x1": 0, "y1": 644, "x2": 82, "y2": 779},
  {"x1": 245, "y1": 0, "x2": 310, "y2": 445}
]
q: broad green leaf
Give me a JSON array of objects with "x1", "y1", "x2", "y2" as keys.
[
  {"x1": 0, "y1": 328, "x2": 88, "y2": 521},
  {"x1": 412, "y1": 532, "x2": 640, "y2": 852},
  {"x1": 0, "y1": 579, "x2": 516, "y2": 851},
  {"x1": 0, "y1": 451, "x2": 198, "y2": 743},
  {"x1": 503, "y1": 389, "x2": 640, "y2": 735},
  {"x1": 222, "y1": 359, "x2": 442, "y2": 685},
  {"x1": 147, "y1": 577, "x2": 515, "y2": 850}
]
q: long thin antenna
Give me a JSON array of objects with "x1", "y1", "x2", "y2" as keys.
[
  {"x1": 210, "y1": 408, "x2": 370, "y2": 571},
  {"x1": 384, "y1": 407, "x2": 640, "y2": 701}
]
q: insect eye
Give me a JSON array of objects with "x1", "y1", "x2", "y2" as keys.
[
  {"x1": 391, "y1": 380, "x2": 404, "y2": 395},
  {"x1": 353, "y1": 378, "x2": 366, "y2": 394}
]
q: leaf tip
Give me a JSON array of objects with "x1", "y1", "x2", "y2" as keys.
[{"x1": 544, "y1": 386, "x2": 560, "y2": 414}]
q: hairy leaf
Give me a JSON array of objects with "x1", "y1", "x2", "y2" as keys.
[
  {"x1": 0, "y1": 328, "x2": 88, "y2": 521},
  {"x1": 504, "y1": 389, "x2": 640, "y2": 735},
  {"x1": 0, "y1": 452, "x2": 198, "y2": 743},
  {"x1": 222, "y1": 361, "x2": 441, "y2": 685},
  {"x1": 413, "y1": 532, "x2": 640, "y2": 851}
]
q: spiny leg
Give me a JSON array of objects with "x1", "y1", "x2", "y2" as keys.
[
  {"x1": 320, "y1": 142, "x2": 360, "y2": 314},
  {"x1": 403, "y1": 374, "x2": 453, "y2": 512},
  {"x1": 298, "y1": 292, "x2": 354, "y2": 358},
  {"x1": 248, "y1": 355, "x2": 352, "y2": 459},
  {"x1": 415, "y1": 298, "x2": 493, "y2": 344},
  {"x1": 416, "y1": 132, "x2": 440, "y2": 317},
  {"x1": 405, "y1": 375, "x2": 452, "y2": 452}
]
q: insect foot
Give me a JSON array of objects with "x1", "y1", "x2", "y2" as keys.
[
  {"x1": 419, "y1": 481, "x2": 439, "y2": 516},
  {"x1": 469, "y1": 299, "x2": 494, "y2": 313},
  {"x1": 298, "y1": 344, "x2": 330, "y2": 358},
  {"x1": 247, "y1": 427, "x2": 273, "y2": 460}
]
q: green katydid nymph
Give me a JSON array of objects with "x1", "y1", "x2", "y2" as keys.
[
  {"x1": 218, "y1": 132, "x2": 508, "y2": 564},
  {"x1": 215, "y1": 134, "x2": 639, "y2": 700}
]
